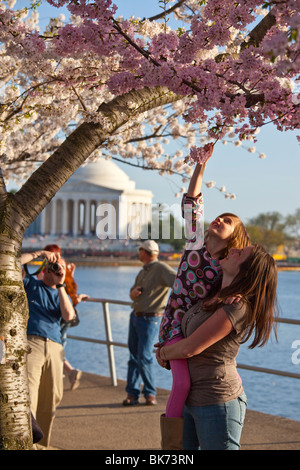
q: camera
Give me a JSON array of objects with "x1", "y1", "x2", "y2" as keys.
[{"x1": 48, "y1": 262, "x2": 61, "y2": 275}]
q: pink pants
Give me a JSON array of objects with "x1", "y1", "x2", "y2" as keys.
[{"x1": 165, "y1": 336, "x2": 191, "y2": 418}]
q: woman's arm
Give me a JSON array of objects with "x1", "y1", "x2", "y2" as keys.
[
  {"x1": 158, "y1": 308, "x2": 233, "y2": 362},
  {"x1": 21, "y1": 250, "x2": 60, "y2": 265},
  {"x1": 57, "y1": 287, "x2": 76, "y2": 323}
]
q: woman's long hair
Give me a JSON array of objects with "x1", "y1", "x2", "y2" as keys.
[
  {"x1": 206, "y1": 213, "x2": 251, "y2": 259},
  {"x1": 203, "y1": 244, "x2": 279, "y2": 349}
]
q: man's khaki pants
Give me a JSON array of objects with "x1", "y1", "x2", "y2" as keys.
[{"x1": 27, "y1": 335, "x2": 64, "y2": 448}]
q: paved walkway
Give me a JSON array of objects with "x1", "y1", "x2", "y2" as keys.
[{"x1": 50, "y1": 372, "x2": 300, "y2": 451}]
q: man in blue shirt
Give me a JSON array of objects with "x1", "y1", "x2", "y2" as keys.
[{"x1": 22, "y1": 250, "x2": 75, "y2": 448}]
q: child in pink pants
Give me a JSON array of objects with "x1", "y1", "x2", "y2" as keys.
[
  {"x1": 159, "y1": 191, "x2": 247, "y2": 417},
  {"x1": 159, "y1": 192, "x2": 223, "y2": 417}
]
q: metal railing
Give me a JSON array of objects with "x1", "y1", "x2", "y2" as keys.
[{"x1": 67, "y1": 298, "x2": 300, "y2": 387}]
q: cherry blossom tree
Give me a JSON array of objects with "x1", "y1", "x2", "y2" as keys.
[{"x1": 0, "y1": 0, "x2": 299, "y2": 449}]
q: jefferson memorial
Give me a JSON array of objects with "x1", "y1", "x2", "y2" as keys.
[{"x1": 27, "y1": 159, "x2": 153, "y2": 239}]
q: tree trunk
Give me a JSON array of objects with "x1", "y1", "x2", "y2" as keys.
[
  {"x1": 0, "y1": 85, "x2": 182, "y2": 449},
  {"x1": 0, "y1": 191, "x2": 31, "y2": 449}
]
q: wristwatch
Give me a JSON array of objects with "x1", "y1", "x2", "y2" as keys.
[{"x1": 56, "y1": 283, "x2": 66, "y2": 289}]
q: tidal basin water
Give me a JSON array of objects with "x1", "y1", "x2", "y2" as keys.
[{"x1": 65, "y1": 266, "x2": 300, "y2": 421}]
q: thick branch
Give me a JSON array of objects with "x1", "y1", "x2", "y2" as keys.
[
  {"x1": 12, "y1": 86, "x2": 183, "y2": 233},
  {"x1": 0, "y1": 167, "x2": 7, "y2": 197},
  {"x1": 216, "y1": 10, "x2": 276, "y2": 63},
  {"x1": 240, "y1": 11, "x2": 276, "y2": 50}
]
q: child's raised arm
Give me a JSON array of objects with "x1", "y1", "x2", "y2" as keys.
[{"x1": 187, "y1": 143, "x2": 214, "y2": 197}]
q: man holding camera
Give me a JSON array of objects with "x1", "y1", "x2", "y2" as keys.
[
  {"x1": 21, "y1": 250, "x2": 75, "y2": 448},
  {"x1": 123, "y1": 241, "x2": 176, "y2": 407}
]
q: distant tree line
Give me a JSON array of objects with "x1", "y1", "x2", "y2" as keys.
[{"x1": 245, "y1": 209, "x2": 300, "y2": 254}]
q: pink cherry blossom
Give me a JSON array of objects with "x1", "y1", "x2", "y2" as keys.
[{"x1": 184, "y1": 145, "x2": 213, "y2": 166}]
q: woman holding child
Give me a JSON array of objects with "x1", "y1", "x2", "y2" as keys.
[{"x1": 156, "y1": 143, "x2": 278, "y2": 450}]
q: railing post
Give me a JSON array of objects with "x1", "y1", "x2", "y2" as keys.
[{"x1": 102, "y1": 301, "x2": 118, "y2": 386}]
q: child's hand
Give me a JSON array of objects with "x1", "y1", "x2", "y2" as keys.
[
  {"x1": 155, "y1": 346, "x2": 169, "y2": 369},
  {"x1": 224, "y1": 295, "x2": 241, "y2": 304}
]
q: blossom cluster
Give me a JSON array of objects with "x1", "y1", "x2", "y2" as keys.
[{"x1": 184, "y1": 145, "x2": 213, "y2": 166}]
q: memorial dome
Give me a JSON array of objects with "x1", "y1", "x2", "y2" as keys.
[{"x1": 71, "y1": 158, "x2": 135, "y2": 191}]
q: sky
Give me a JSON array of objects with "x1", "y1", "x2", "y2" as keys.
[{"x1": 10, "y1": 0, "x2": 300, "y2": 224}]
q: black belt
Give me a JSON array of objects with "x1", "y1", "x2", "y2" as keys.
[
  {"x1": 27, "y1": 334, "x2": 50, "y2": 342},
  {"x1": 134, "y1": 312, "x2": 163, "y2": 317}
]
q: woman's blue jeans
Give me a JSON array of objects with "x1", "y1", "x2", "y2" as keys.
[
  {"x1": 183, "y1": 392, "x2": 248, "y2": 450},
  {"x1": 126, "y1": 311, "x2": 160, "y2": 398}
]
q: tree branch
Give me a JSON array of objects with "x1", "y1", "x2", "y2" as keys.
[
  {"x1": 12, "y1": 86, "x2": 183, "y2": 233},
  {"x1": 112, "y1": 8, "x2": 278, "y2": 110},
  {"x1": 111, "y1": 155, "x2": 173, "y2": 173},
  {"x1": 240, "y1": 10, "x2": 276, "y2": 50},
  {"x1": 0, "y1": 167, "x2": 7, "y2": 197},
  {"x1": 0, "y1": 167, "x2": 8, "y2": 214},
  {"x1": 215, "y1": 10, "x2": 276, "y2": 63},
  {"x1": 144, "y1": 0, "x2": 186, "y2": 22}
]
